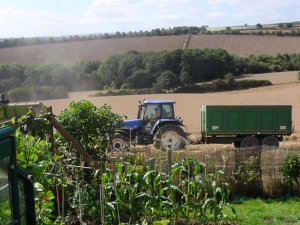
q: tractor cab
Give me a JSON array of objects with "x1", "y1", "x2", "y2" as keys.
[{"x1": 137, "y1": 100, "x2": 176, "y2": 134}]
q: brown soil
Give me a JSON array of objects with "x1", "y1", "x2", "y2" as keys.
[
  {"x1": 42, "y1": 72, "x2": 300, "y2": 138},
  {"x1": 234, "y1": 71, "x2": 298, "y2": 84},
  {"x1": 0, "y1": 36, "x2": 186, "y2": 65},
  {"x1": 189, "y1": 35, "x2": 300, "y2": 57},
  {"x1": 1, "y1": 34, "x2": 300, "y2": 65}
]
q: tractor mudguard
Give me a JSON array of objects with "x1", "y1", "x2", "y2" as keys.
[{"x1": 150, "y1": 118, "x2": 184, "y2": 135}]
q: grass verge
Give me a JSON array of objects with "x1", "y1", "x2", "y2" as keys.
[{"x1": 223, "y1": 197, "x2": 300, "y2": 225}]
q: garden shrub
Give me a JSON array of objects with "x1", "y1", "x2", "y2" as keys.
[
  {"x1": 281, "y1": 150, "x2": 300, "y2": 194},
  {"x1": 231, "y1": 156, "x2": 262, "y2": 197}
]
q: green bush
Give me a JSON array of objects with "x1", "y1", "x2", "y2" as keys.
[
  {"x1": 91, "y1": 87, "x2": 165, "y2": 97},
  {"x1": 211, "y1": 79, "x2": 228, "y2": 91},
  {"x1": 174, "y1": 79, "x2": 272, "y2": 93},
  {"x1": 225, "y1": 73, "x2": 237, "y2": 88},
  {"x1": 231, "y1": 156, "x2": 262, "y2": 197},
  {"x1": 281, "y1": 150, "x2": 300, "y2": 194},
  {"x1": 235, "y1": 80, "x2": 272, "y2": 89}
]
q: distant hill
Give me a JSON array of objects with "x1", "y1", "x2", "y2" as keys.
[{"x1": 1, "y1": 22, "x2": 300, "y2": 65}]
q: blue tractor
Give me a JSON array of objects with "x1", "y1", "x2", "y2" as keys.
[{"x1": 112, "y1": 100, "x2": 187, "y2": 151}]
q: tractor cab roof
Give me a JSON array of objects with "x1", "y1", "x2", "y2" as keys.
[{"x1": 143, "y1": 100, "x2": 175, "y2": 105}]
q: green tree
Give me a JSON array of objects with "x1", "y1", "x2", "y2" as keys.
[
  {"x1": 102, "y1": 33, "x2": 111, "y2": 39},
  {"x1": 179, "y1": 71, "x2": 194, "y2": 86},
  {"x1": 232, "y1": 54, "x2": 247, "y2": 75},
  {"x1": 138, "y1": 30, "x2": 144, "y2": 36},
  {"x1": 256, "y1": 23, "x2": 263, "y2": 28},
  {"x1": 74, "y1": 35, "x2": 81, "y2": 41},
  {"x1": 172, "y1": 27, "x2": 181, "y2": 35},
  {"x1": 126, "y1": 70, "x2": 154, "y2": 88},
  {"x1": 128, "y1": 31, "x2": 134, "y2": 37},
  {"x1": 156, "y1": 70, "x2": 179, "y2": 90},
  {"x1": 0, "y1": 77, "x2": 22, "y2": 92},
  {"x1": 96, "y1": 54, "x2": 122, "y2": 87},
  {"x1": 48, "y1": 37, "x2": 55, "y2": 43},
  {"x1": 115, "y1": 31, "x2": 121, "y2": 38},
  {"x1": 118, "y1": 50, "x2": 144, "y2": 84},
  {"x1": 151, "y1": 28, "x2": 161, "y2": 36},
  {"x1": 57, "y1": 100, "x2": 126, "y2": 156}
]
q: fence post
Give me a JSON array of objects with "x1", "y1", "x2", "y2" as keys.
[{"x1": 167, "y1": 145, "x2": 172, "y2": 174}]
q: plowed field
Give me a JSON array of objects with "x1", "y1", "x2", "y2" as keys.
[
  {"x1": 1, "y1": 34, "x2": 300, "y2": 64},
  {"x1": 0, "y1": 36, "x2": 186, "y2": 65},
  {"x1": 42, "y1": 71, "x2": 300, "y2": 137},
  {"x1": 189, "y1": 35, "x2": 300, "y2": 57}
]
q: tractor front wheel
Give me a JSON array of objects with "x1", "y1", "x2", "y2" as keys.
[
  {"x1": 153, "y1": 124, "x2": 186, "y2": 150},
  {"x1": 111, "y1": 134, "x2": 130, "y2": 152}
]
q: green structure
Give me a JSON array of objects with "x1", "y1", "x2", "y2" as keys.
[
  {"x1": 0, "y1": 126, "x2": 36, "y2": 225},
  {"x1": 200, "y1": 105, "x2": 292, "y2": 147},
  {"x1": 0, "y1": 93, "x2": 43, "y2": 124}
]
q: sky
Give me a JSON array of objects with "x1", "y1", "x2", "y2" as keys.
[{"x1": 0, "y1": 0, "x2": 300, "y2": 38}]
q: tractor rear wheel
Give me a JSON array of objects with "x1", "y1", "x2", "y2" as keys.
[
  {"x1": 262, "y1": 136, "x2": 279, "y2": 147},
  {"x1": 153, "y1": 124, "x2": 186, "y2": 150},
  {"x1": 240, "y1": 136, "x2": 259, "y2": 148},
  {"x1": 111, "y1": 134, "x2": 130, "y2": 152}
]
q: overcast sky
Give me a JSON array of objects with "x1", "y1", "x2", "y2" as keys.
[{"x1": 0, "y1": 0, "x2": 300, "y2": 38}]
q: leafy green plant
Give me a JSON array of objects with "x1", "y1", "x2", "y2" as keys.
[
  {"x1": 232, "y1": 156, "x2": 262, "y2": 197},
  {"x1": 15, "y1": 129, "x2": 58, "y2": 224},
  {"x1": 35, "y1": 188, "x2": 56, "y2": 224},
  {"x1": 281, "y1": 150, "x2": 300, "y2": 194},
  {"x1": 153, "y1": 219, "x2": 170, "y2": 225},
  {"x1": 0, "y1": 201, "x2": 11, "y2": 225},
  {"x1": 13, "y1": 106, "x2": 53, "y2": 140},
  {"x1": 57, "y1": 100, "x2": 126, "y2": 158}
]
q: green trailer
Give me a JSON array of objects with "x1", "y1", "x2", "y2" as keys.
[{"x1": 200, "y1": 105, "x2": 292, "y2": 147}]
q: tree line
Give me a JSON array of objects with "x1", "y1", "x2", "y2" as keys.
[
  {"x1": 2, "y1": 22, "x2": 300, "y2": 49},
  {"x1": 1, "y1": 49, "x2": 300, "y2": 98}
]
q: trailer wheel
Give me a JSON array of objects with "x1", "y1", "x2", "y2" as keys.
[
  {"x1": 241, "y1": 136, "x2": 259, "y2": 148},
  {"x1": 234, "y1": 141, "x2": 241, "y2": 148},
  {"x1": 111, "y1": 134, "x2": 130, "y2": 152},
  {"x1": 153, "y1": 124, "x2": 186, "y2": 150},
  {"x1": 262, "y1": 136, "x2": 279, "y2": 147}
]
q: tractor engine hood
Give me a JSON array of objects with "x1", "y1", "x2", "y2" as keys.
[{"x1": 123, "y1": 119, "x2": 142, "y2": 129}]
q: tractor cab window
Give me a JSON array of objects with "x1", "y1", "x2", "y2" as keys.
[
  {"x1": 143, "y1": 104, "x2": 174, "y2": 121},
  {"x1": 161, "y1": 105, "x2": 173, "y2": 118},
  {"x1": 144, "y1": 104, "x2": 159, "y2": 121}
]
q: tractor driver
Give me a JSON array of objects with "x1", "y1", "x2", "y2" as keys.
[{"x1": 152, "y1": 106, "x2": 161, "y2": 121}]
